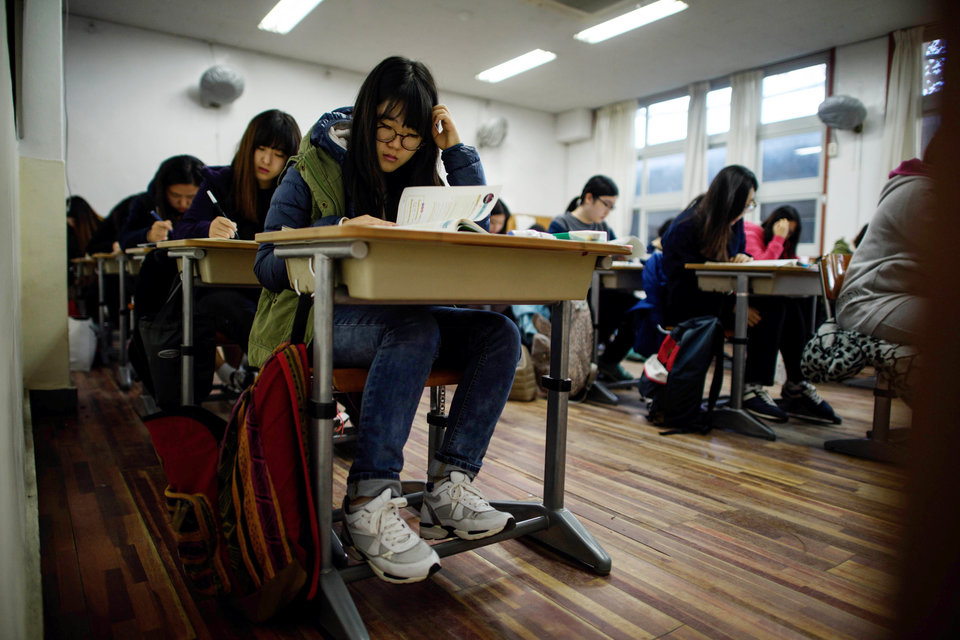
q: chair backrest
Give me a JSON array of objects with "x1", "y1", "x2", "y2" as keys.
[{"x1": 819, "y1": 253, "x2": 852, "y2": 319}]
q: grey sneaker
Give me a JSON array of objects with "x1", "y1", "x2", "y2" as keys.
[
  {"x1": 342, "y1": 489, "x2": 441, "y2": 584},
  {"x1": 420, "y1": 471, "x2": 515, "y2": 541}
]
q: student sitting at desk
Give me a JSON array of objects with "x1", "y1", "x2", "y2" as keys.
[
  {"x1": 170, "y1": 109, "x2": 301, "y2": 390},
  {"x1": 118, "y1": 155, "x2": 205, "y2": 249},
  {"x1": 744, "y1": 205, "x2": 801, "y2": 260},
  {"x1": 173, "y1": 109, "x2": 301, "y2": 241},
  {"x1": 661, "y1": 165, "x2": 838, "y2": 424},
  {"x1": 549, "y1": 175, "x2": 637, "y2": 382},
  {"x1": 250, "y1": 56, "x2": 519, "y2": 584}
]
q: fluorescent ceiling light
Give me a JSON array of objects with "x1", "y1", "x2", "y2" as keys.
[
  {"x1": 574, "y1": 0, "x2": 688, "y2": 44},
  {"x1": 258, "y1": 0, "x2": 324, "y2": 34},
  {"x1": 476, "y1": 49, "x2": 557, "y2": 83}
]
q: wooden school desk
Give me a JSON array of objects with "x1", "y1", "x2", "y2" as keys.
[
  {"x1": 587, "y1": 261, "x2": 645, "y2": 404},
  {"x1": 156, "y1": 238, "x2": 259, "y2": 405},
  {"x1": 257, "y1": 225, "x2": 630, "y2": 640},
  {"x1": 687, "y1": 262, "x2": 821, "y2": 440}
]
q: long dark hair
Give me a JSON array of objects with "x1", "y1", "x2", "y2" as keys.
[
  {"x1": 695, "y1": 165, "x2": 758, "y2": 261},
  {"x1": 67, "y1": 196, "x2": 101, "y2": 256},
  {"x1": 151, "y1": 155, "x2": 205, "y2": 220},
  {"x1": 566, "y1": 174, "x2": 618, "y2": 212},
  {"x1": 345, "y1": 56, "x2": 443, "y2": 219},
  {"x1": 761, "y1": 205, "x2": 801, "y2": 258},
  {"x1": 232, "y1": 109, "x2": 301, "y2": 223}
]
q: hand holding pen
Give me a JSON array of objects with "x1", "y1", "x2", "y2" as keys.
[
  {"x1": 145, "y1": 210, "x2": 173, "y2": 243},
  {"x1": 206, "y1": 190, "x2": 240, "y2": 239}
]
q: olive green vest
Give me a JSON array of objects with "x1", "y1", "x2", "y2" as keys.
[{"x1": 247, "y1": 134, "x2": 344, "y2": 367}]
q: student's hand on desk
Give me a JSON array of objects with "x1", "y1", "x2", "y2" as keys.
[
  {"x1": 747, "y1": 306, "x2": 762, "y2": 327},
  {"x1": 432, "y1": 104, "x2": 461, "y2": 150},
  {"x1": 146, "y1": 220, "x2": 173, "y2": 243},
  {"x1": 773, "y1": 219, "x2": 791, "y2": 238},
  {"x1": 209, "y1": 216, "x2": 238, "y2": 239},
  {"x1": 731, "y1": 253, "x2": 753, "y2": 263},
  {"x1": 341, "y1": 215, "x2": 396, "y2": 227}
]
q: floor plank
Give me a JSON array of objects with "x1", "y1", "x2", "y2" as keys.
[{"x1": 34, "y1": 363, "x2": 907, "y2": 639}]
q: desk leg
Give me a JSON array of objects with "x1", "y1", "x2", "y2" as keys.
[
  {"x1": 309, "y1": 254, "x2": 368, "y2": 640},
  {"x1": 586, "y1": 273, "x2": 620, "y2": 406},
  {"x1": 707, "y1": 273, "x2": 776, "y2": 440},
  {"x1": 117, "y1": 255, "x2": 131, "y2": 390},
  {"x1": 96, "y1": 257, "x2": 111, "y2": 364},
  {"x1": 526, "y1": 300, "x2": 611, "y2": 575},
  {"x1": 180, "y1": 256, "x2": 195, "y2": 406}
]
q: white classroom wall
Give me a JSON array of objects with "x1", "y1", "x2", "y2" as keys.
[
  {"x1": 824, "y1": 36, "x2": 891, "y2": 246},
  {"x1": 63, "y1": 18, "x2": 568, "y2": 222}
]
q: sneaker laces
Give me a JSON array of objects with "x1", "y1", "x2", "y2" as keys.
[
  {"x1": 797, "y1": 381, "x2": 824, "y2": 404},
  {"x1": 367, "y1": 497, "x2": 418, "y2": 552},
  {"x1": 745, "y1": 385, "x2": 776, "y2": 407},
  {"x1": 447, "y1": 478, "x2": 493, "y2": 513}
]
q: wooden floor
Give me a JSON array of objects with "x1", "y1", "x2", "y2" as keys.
[{"x1": 35, "y1": 360, "x2": 911, "y2": 639}]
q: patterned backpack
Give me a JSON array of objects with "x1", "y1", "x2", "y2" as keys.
[{"x1": 144, "y1": 342, "x2": 320, "y2": 621}]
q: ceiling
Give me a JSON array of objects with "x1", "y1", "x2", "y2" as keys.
[{"x1": 66, "y1": 0, "x2": 938, "y2": 114}]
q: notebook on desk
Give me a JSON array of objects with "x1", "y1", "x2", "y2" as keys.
[{"x1": 396, "y1": 185, "x2": 502, "y2": 232}]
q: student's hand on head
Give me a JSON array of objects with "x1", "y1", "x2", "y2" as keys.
[
  {"x1": 209, "y1": 216, "x2": 238, "y2": 239},
  {"x1": 146, "y1": 220, "x2": 173, "y2": 243},
  {"x1": 431, "y1": 104, "x2": 461, "y2": 150},
  {"x1": 773, "y1": 219, "x2": 791, "y2": 238},
  {"x1": 731, "y1": 253, "x2": 753, "y2": 263},
  {"x1": 747, "y1": 306, "x2": 762, "y2": 327},
  {"x1": 342, "y1": 215, "x2": 396, "y2": 227}
]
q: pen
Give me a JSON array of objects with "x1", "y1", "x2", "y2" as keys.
[{"x1": 206, "y1": 190, "x2": 239, "y2": 239}]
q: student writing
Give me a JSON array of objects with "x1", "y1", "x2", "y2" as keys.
[
  {"x1": 117, "y1": 155, "x2": 205, "y2": 249},
  {"x1": 661, "y1": 165, "x2": 838, "y2": 424}
]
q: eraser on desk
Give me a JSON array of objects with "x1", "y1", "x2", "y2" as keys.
[{"x1": 553, "y1": 230, "x2": 608, "y2": 242}]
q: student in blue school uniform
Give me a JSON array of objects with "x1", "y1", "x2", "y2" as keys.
[
  {"x1": 249, "y1": 56, "x2": 519, "y2": 585},
  {"x1": 548, "y1": 175, "x2": 638, "y2": 382},
  {"x1": 117, "y1": 155, "x2": 205, "y2": 249},
  {"x1": 661, "y1": 164, "x2": 839, "y2": 424},
  {"x1": 171, "y1": 109, "x2": 301, "y2": 389}
]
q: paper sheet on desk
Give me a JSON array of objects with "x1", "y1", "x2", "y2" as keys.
[{"x1": 396, "y1": 185, "x2": 501, "y2": 230}]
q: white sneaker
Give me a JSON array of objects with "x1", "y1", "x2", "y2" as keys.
[
  {"x1": 342, "y1": 489, "x2": 440, "y2": 584},
  {"x1": 420, "y1": 471, "x2": 515, "y2": 541}
]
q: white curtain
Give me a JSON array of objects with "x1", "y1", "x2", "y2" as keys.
[
  {"x1": 594, "y1": 99, "x2": 638, "y2": 236},
  {"x1": 880, "y1": 27, "x2": 925, "y2": 176},
  {"x1": 726, "y1": 70, "x2": 763, "y2": 170},
  {"x1": 682, "y1": 81, "x2": 710, "y2": 204}
]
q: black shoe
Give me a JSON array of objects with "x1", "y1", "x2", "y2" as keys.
[
  {"x1": 743, "y1": 384, "x2": 789, "y2": 423},
  {"x1": 778, "y1": 381, "x2": 842, "y2": 424}
]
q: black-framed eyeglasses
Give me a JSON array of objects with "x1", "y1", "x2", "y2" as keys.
[
  {"x1": 596, "y1": 197, "x2": 616, "y2": 211},
  {"x1": 376, "y1": 124, "x2": 423, "y2": 151}
]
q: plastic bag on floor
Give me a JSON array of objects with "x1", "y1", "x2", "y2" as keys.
[{"x1": 69, "y1": 317, "x2": 97, "y2": 371}]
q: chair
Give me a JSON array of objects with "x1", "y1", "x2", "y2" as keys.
[{"x1": 818, "y1": 254, "x2": 908, "y2": 464}]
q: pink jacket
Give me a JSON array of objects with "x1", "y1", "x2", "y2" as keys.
[{"x1": 744, "y1": 220, "x2": 793, "y2": 260}]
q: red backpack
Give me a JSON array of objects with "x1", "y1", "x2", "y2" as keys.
[{"x1": 144, "y1": 342, "x2": 319, "y2": 621}]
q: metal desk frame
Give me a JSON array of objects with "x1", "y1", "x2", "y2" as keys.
[{"x1": 267, "y1": 230, "x2": 623, "y2": 640}]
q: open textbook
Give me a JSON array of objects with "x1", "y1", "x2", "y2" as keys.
[{"x1": 396, "y1": 185, "x2": 502, "y2": 232}]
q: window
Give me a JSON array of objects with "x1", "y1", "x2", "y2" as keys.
[
  {"x1": 761, "y1": 64, "x2": 826, "y2": 124},
  {"x1": 922, "y1": 38, "x2": 945, "y2": 152},
  {"x1": 760, "y1": 131, "x2": 822, "y2": 182},
  {"x1": 631, "y1": 60, "x2": 826, "y2": 251}
]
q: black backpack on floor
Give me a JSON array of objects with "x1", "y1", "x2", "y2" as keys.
[{"x1": 638, "y1": 316, "x2": 725, "y2": 435}]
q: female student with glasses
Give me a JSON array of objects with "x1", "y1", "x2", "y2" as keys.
[
  {"x1": 249, "y1": 56, "x2": 519, "y2": 585},
  {"x1": 660, "y1": 164, "x2": 838, "y2": 424}
]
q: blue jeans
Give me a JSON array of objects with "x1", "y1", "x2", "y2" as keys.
[{"x1": 333, "y1": 305, "x2": 520, "y2": 499}]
